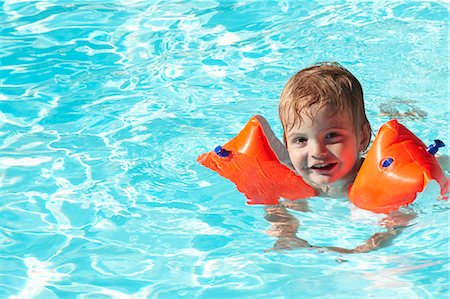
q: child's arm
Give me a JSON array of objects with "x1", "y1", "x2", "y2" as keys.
[
  {"x1": 264, "y1": 204, "x2": 415, "y2": 254},
  {"x1": 437, "y1": 155, "x2": 449, "y2": 173},
  {"x1": 325, "y1": 210, "x2": 416, "y2": 254},
  {"x1": 264, "y1": 204, "x2": 313, "y2": 251}
]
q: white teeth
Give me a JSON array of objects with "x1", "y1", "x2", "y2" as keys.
[{"x1": 312, "y1": 163, "x2": 330, "y2": 168}]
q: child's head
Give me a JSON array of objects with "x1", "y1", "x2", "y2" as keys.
[
  {"x1": 279, "y1": 62, "x2": 371, "y2": 146},
  {"x1": 279, "y1": 62, "x2": 371, "y2": 191}
]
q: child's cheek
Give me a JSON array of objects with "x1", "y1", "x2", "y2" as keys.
[{"x1": 289, "y1": 150, "x2": 306, "y2": 169}]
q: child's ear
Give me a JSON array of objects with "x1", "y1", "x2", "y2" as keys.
[{"x1": 358, "y1": 123, "x2": 371, "y2": 152}]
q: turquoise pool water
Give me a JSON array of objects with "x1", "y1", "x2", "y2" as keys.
[{"x1": 1, "y1": 1, "x2": 449, "y2": 298}]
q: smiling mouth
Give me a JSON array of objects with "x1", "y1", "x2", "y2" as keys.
[{"x1": 310, "y1": 163, "x2": 337, "y2": 171}]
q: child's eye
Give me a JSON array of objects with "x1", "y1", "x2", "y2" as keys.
[
  {"x1": 326, "y1": 132, "x2": 340, "y2": 139},
  {"x1": 293, "y1": 137, "x2": 307, "y2": 144},
  {"x1": 325, "y1": 132, "x2": 343, "y2": 142}
]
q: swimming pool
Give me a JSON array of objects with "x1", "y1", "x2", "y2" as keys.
[{"x1": 0, "y1": 0, "x2": 448, "y2": 298}]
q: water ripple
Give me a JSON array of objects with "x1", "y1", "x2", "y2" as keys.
[{"x1": 1, "y1": 1, "x2": 449, "y2": 298}]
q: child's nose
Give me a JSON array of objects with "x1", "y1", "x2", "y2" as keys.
[{"x1": 310, "y1": 141, "x2": 327, "y2": 158}]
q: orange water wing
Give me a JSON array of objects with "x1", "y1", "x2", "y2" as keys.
[
  {"x1": 197, "y1": 115, "x2": 317, "y2": 205},
  {"x1": 223, "y1": 116, "x2": 278, "y2": 161},
  {"x1": 349, "y1": 119, "x2": 448, "y2": 213}
]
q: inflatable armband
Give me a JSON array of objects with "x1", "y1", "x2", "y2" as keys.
[
  {"x1": 348, "y1": 119, "x2": 448, "y2": 213},
  {"x1": 198, "y1": 116, "x2": 448, "y2": 213},
  {"x1": 197, "y1": 115, "x2": 317, "y2": 205}
]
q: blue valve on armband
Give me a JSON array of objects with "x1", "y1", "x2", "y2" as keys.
[
  {"x1": 214, "y1": 145, "x2": 230, "y2": 158},
  {"x1": 427, "y1": 139, "x2": 445, "y2": 155},
  {"x1": 381, "y1": 157, "x2": 394, "y2": 167}
]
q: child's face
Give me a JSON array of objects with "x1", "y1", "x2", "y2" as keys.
[{"x1": 285, "y1": 105, "x2": 364, "y2": 188}]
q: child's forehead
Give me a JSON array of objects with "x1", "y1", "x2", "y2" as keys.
[{"x1": 284, "y1": 105, "x2": 351, "y2": 128}]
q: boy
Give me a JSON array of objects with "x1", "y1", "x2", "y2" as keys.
[
  {"x1": 279, "y1": 62, "x2": 371, "y2": 197},
  {"x1": 265, "y1": 62, "x2": 413, "y2": 253}
]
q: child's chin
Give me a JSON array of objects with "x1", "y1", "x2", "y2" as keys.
[{"x1": 309, "y1": 175, "x2": 336, "y2": 186}]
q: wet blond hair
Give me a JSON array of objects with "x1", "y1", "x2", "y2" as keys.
[{"x1": 279, "y1": 62, "x2": 371, "y2": 149}]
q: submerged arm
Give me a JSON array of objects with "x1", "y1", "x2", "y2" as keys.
[
  {"x1": 325, "y1": 210, "x2": 416, "y2": 254},
  {"x1": 264, "y1": 202, "x2": 313, "y2": 251},
  {"x1": 264, "y1": 202, "x2": 416, "y2": 254}
]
